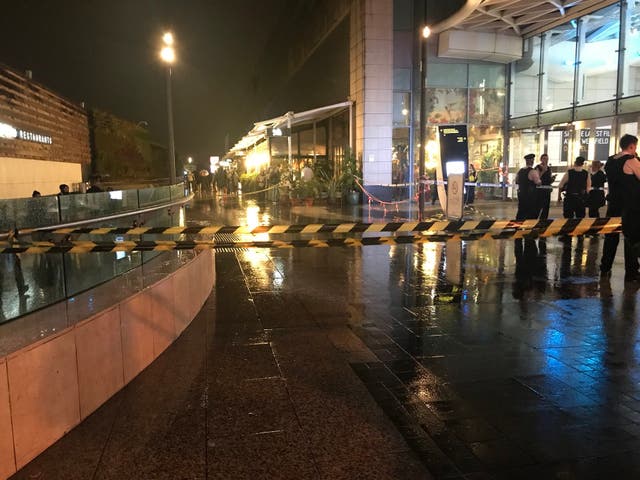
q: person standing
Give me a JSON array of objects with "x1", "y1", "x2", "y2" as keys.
[
  {"x1": 535, "y1": 153, "x2": 555, "y2": 219},
  {"x1": 622, "y1": 152, "x2": 640, "y2": 275},
  {"x1": 600, "y1": 134, "x2": 640, "y2": 279},
  {"x1": 515, "y1": 153, "x2": 541, "y2": 220},
  {"x1": 465, "y1": 163, "x2": 477, "y2": 205},
  {"x1": 587, "y1": 160, "x2": 606, "y2": 218},
  {"x1": 557, "y1": 156, "x2": 590, "y2": 219}
]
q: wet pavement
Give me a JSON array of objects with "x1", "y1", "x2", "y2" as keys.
[{"x1": 11, "y1": 196, "x2": 640, "y2": 479}]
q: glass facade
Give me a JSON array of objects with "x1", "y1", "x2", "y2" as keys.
[
  {"x1": 393, "y1": 0, "x2": 414, "y2": 185},
  {"x1": 508, "y1": 1, "x2": 640, "y2": 173},
  {"x1": 423, "y1": 63, "x2": 506, "y2": 184}
]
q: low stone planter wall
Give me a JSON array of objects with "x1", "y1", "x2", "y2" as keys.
[{"x1": 0, "y1": 250, "x2": 214, "y2": 479}]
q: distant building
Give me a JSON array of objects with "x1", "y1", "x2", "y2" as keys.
[
  {"x1": 239, "y1": 0, "x2": 631, "y2": 200},
  {"x1": 0, "y1": 64, "x2": 90, "y2": 198}
]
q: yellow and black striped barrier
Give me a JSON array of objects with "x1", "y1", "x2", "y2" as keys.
[
  {"x1": 12, "y1": 216, "x2": 622, "y2": 237},
  {"x1": 0, "y1": 217, "x2": 623, "y2": 254}
]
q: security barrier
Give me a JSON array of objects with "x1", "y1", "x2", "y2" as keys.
[
  {"x1": 0, "y1": 217, "x2": 623, "y2": 254},
  {"x1": 8, "y1": 216, "x2": 622, "y2": 237}
]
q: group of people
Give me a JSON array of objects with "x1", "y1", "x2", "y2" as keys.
[{"x1": 515, "y1": 134, "x2": 640, "y2": 281}]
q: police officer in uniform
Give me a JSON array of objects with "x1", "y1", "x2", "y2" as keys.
[
  {"x1": 557, "y1": 156, "x2": 590, "y2": 219},
  {"x1": 535, "y1": 153, "x2": 555, "y2": 219},
  {"x1": 587, "y1": 160, "x2": 606, "y2": 218},
  {"x1": 516, "y1": 153, "x2": 541, "y2": 220},
  {"x1": 601, "y1": 134, "x2": 640, "y2": 279}
]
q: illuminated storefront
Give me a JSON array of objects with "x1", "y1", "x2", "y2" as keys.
[{"x1": 508, "y1": 2, "x2": 639, "y2": 172}]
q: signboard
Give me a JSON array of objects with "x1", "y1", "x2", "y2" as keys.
[
  {"x1": 579, "y1": 129, "x2": 590, "y2": 158},
  {"x1": 0, "y1": 121, "x2": 52, "y2": 144},
  {"x1": 561, "y1": 130, "x2": 571, "y2": 163},
  {"x1": 437, "y1": 125, "x2": 469, "y2": 210},
  {"x1": 595, "y1": 129, "x2": 610, "y2": 161},
  {"x1": 446, "y1": 173, "x2": 464, "y2": 219}
]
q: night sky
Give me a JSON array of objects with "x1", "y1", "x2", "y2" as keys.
[{"x1": 0, "y1": 0, "x2": 287, "y2": 166}]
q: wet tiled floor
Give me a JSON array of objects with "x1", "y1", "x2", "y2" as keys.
[{"x1": 11, "y1": 196, "x2": 640, "y2": 479}]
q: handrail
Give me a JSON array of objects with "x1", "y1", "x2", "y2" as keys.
[{"x1": 23, "y1": 193, "x2": 193, "y2": 235}]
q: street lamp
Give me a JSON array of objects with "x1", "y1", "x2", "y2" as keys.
[
  {"x1": 418, "y1": 23, "x2": 431, "y2": 220},
  {"x1": 159, "y1": 31, "x2": 177, "y2": 184}
]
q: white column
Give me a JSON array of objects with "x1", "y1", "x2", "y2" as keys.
[{"x1": 350, "y1": 0, "x2": 393, "y2": 185}]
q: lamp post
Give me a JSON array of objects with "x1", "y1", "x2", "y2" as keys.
[
  {"x1": 160, "y1": 32, "x2": 177, "y2": 185},
  {"x1": 418, "y1": 24, "x2": 431, "y2": 220}
]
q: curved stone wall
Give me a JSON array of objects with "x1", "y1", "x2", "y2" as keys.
[{"x1": 0, "y1": 250, "x2": 214, "y2": 478}]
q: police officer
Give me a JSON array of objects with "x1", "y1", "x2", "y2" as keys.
[
  {"x1": 557, "y1": 156, "x2": 590, "y2": 219},
  {"x1": 535, "y1": 153, "x2": 555, "y2": 219},
  {"x1": 587, "y1": 160, "x2": 606, "y2": 218},
  {"x1": 516, "y1": 153, "x2": 541, "y2": 220}
]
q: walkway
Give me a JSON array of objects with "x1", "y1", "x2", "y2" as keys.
[{"x1": 11, "y1": 197, "x2": 640, "y2": 479}]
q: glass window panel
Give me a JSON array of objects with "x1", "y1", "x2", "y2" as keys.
[
  {"x1": 394, "y1": 68, "x2": 411, "y2": 90},
  {"x1": 426, "y1": 88, "x2": 467, "y2": 124},
  {"x1": 427, "y1": 64, "x2": 467, "y2": 88},
  {"x1": 623, "y1": 1, "x2": 640, "y2": 97},
  {"x1": 578, "y1": 3, "x2": 620, "y2": 105},
  {"x1": 469, "y1": 64, "x2": 506, "y2": 88},
  {"x1": 538, "y1": 108, "x2": 573, "y2": 126},
  {"x1": 574, "y1": 100, "x2": 616, "y2": 120},
  {"x1": 509, "y1": 114, "x2": 538, "y2": 130},
  {"x1": 469, "y1": 88, "x2": 505, "y2": 125},
  {"x1": 618, "y1": 95, "x2": 640, "y2": 114},
  {"x1": 270, "y1": 136, "x2": 289, "y2": 156},
  {"x1": 60, "y1": 190, "x2": 139, "y2": 222},
  {"x1": 393, "y1": 92, "x2": 411, "y2": 126},
  {"x1": 394, "y1": 31, "x2": 413, "y2": 68},
  {"x1": 468, "y1": 126, "x2": 504, "y2": 184},
  {"x1": 299, "y1": 130, "x2": 315, "y2": 156},
  {"x1": 511, "y1": 36, "x2": 541, "y2": 117},
  {"x1": 542, "y1": 21, "x2": 578, "y2": 112},
  {"x1": 393, "y1": 0, "x2": 413, "y2": 30},
  {"x1": 392, "y1": 127, "x2": 410, "y2": 184}
]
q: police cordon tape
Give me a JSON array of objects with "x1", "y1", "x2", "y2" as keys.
[
  {"x1": 0, "y1": 217, "x2": 623, "y2": 254},
  {"x1": 12, "y1": 216, "x2": 620, "y2": 237}
]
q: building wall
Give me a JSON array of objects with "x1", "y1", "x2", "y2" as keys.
[
  {"x1": 0, "y1": 65, "x2": 90, "y2": 198},
  {"x1": 0, "y1": 157, "x2": 82, "y2": 198},
  {"x1": 350, "y1": 0, "x2": 394, "y2": 185}
]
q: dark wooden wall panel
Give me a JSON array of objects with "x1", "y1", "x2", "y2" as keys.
[{"x1": 0, "y1": 65, "x2": 90, "y2": 168}]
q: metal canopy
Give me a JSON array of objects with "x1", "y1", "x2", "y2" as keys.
[
  {"x1": 229, "y1": 101, "x2": 352, "y2": 155},
  {"x1": 447, "y1": 0, "x2": 618, "y2": 37}
]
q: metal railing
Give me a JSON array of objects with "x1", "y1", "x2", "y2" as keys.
[{"x1": 0, "y1": 183, "x2": 189, "y2": 324}]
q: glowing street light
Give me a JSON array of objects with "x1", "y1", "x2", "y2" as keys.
[
  {"x1": 160, "y1": 45, "x2": 175, "y2": 64},
  {"x1": 159, "y1": 31, "x2": 177, "y2": 184},
  {"x1": 162, "y1": 32, "x2": 174, "y2": 45}
]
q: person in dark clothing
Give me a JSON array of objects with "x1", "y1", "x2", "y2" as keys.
[
  {"x1": 621, "y1": 151, "x2": 640, "y2": 280},
  {"x1": 557, "y1": 156, "x2": 590, "y2": 219},
  {"x1": 86, "y1": 176, "x2": 103, "y2": 193},
  {"x1": 516, "y1": 153, "x2": 541, "y2": 220},
  {"x1": 600, "y1": 134, "x2": 640, "y2": 279},
  {"x1": 58, "y1": 184, "x2": 70, "y2": 195},
  {"x1": 587, "y1": 160, "x2": 606, "y2": 218},
  {"x1": 535, "y1": 153, "x2": 555, "y2": 219},
  {"x1": 465, "y1": 163, "x2": 477, "y2": 205}
]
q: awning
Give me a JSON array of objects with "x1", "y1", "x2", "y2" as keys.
[{"x1": 229, "y1": 100, "x2": 352, "y2": 155}]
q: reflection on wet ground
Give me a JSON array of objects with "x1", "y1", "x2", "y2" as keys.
[
  {"x1": 12, "y1": 196, "x2": 640, "y2": 479},
  {"x1": 191, "y1": 197, "x2": 640, "y2": 478}
]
